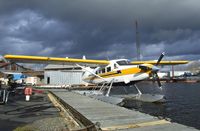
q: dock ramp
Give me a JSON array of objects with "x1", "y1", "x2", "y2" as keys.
[{"x1": 49, "y1": 89, "x2": 199, "y2": 131}]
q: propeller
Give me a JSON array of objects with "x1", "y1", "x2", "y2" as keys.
[
  {"x1": 138, "y1": 52, "x2": 165, "y2": 89},
  {"x1": 152, "y1": 52, "x2": 165, "y2": 89}
]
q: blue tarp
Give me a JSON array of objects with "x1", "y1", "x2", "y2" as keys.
[{"x1": 12, "y1": 74, "x2": 27, "y2": 81}]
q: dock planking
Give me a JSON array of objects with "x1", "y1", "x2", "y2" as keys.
[{"x1": 50, "y1": 89, "x2": 199, "y2": 131}]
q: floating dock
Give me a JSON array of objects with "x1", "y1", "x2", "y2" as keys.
[{"x1": 49, "y1": 89, "x2": 199, "y2": 131}]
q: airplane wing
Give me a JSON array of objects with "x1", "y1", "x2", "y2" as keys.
[
  {"x1": 4, "y1": 54, "x2": 189, "y2": 66},
  {"x1": 131, "y1": 60, "x2": 189, "y2": 65},
  {"x1": 4, "y1": 54, "x2": 110, "y2": 66}
]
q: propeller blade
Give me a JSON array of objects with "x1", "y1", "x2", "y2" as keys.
[
  {"x1": 156, "y1": 52, "x2": 165, "y2": 66},
  {"x1": 155, "y1": 73, "x2": 162, "y2": 89}
]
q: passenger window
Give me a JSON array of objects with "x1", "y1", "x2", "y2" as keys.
[
  {"x1": 102, "y1": 68, "x2": 105, "y2": 73},
  {"x1": 107, "y1": 67, "x2": 111, "y2": 72},
  {"x1": 99, "y1": 70, "x2": 102, "y2": 74}
]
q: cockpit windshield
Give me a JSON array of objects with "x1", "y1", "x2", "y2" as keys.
[{"x1": 116, "y1": 60, "x2": 132, "y2": 65}]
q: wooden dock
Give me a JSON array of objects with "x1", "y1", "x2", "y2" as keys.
[{"x1": 49, "y1": 89, "x2": 199, "y2": 131}]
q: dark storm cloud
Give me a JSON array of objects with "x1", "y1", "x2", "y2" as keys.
[{"x1": 0, "y1": 0, "x2": 200, "y2": 60}]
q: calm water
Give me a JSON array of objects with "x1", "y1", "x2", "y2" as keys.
[{"x1": 110, "y1": 82, "x2": 200, "y2": 129}]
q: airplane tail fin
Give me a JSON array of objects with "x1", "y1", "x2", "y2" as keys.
[{"x1": 82, "y1": 55, "x2": 86, "y2": 60}]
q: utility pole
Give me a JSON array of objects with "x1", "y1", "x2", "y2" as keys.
[{"x1": 135, "y1": 21, "x2": 141, "y2": 61}]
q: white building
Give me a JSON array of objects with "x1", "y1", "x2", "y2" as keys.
[
  {"x1": 169, "y1": 71, "x2": 192, "y2": 77},
  {"x1": 25, "y1": 77, "x2": 41, "y2": 85},
  {"x1": 44, "y1": 64, "x2": 86, "y2": 85},
  {"x1": 157, "y1": 72, "x2": 168, "y2": 78}
]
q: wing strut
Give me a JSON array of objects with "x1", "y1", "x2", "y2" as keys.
[{"x1": 76, "y1": 64, "x2": 107, "y2": 82}]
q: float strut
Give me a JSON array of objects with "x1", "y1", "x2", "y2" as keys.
[{"x1": 106, "y1": 79, "x2": 114, "y2": 97}]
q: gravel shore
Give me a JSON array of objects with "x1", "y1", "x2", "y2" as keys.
[
  {"x1": 0, "y1": 89, "x2": 70, "y2": 131},
  {"x1": 14, "y1": 117, "x2": 69, "y2": 131}
]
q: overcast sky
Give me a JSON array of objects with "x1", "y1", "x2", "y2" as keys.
[{"x1": 0, "y1": 0, "x2": 200, "y2": 61}]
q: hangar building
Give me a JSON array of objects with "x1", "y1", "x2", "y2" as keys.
[{"x1": 44, "y1": 64, "x2": 85, "y2": 85}]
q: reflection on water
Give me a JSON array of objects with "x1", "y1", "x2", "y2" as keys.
[{"x1": 110, "y1": 82, "x2": 200, "y2": 129}]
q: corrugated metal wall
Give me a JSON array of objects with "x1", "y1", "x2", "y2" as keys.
[{"x1": 44, "y1": 70, "x2": 84, "y2": 85}]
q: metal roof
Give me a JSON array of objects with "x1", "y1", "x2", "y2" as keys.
[{"x1": 44, "y1": 64, "x2": 82, "y2": 70}]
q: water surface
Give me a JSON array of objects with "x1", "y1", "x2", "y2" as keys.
[{"x1": 111, "y1": 82, "x2": 200, "y2": 129}]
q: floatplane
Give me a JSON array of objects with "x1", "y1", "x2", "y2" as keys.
[{"x1": 4, "y1": 53, "x2": 188, "y2": 104}]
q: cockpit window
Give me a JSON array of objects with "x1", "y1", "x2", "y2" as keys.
[{"x1": 116, "y1": 60, "x2": 132, "y2": 65}]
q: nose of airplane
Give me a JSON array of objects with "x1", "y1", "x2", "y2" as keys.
[{"x1": 152, "y1": 65, "x2": 160, "y2": 72}]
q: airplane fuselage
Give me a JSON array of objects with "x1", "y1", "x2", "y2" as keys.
[{"x1": 82, "y1": 59, "x2": 151, "y2": 85}]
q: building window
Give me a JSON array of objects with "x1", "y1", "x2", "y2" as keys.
[{"x1": 47, "y1": 77, "x2": 50, "y2": 84}]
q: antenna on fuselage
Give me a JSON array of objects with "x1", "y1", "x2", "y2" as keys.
[{"x1": 135, "y1": 20, "x2": 141, "y2": 61}]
